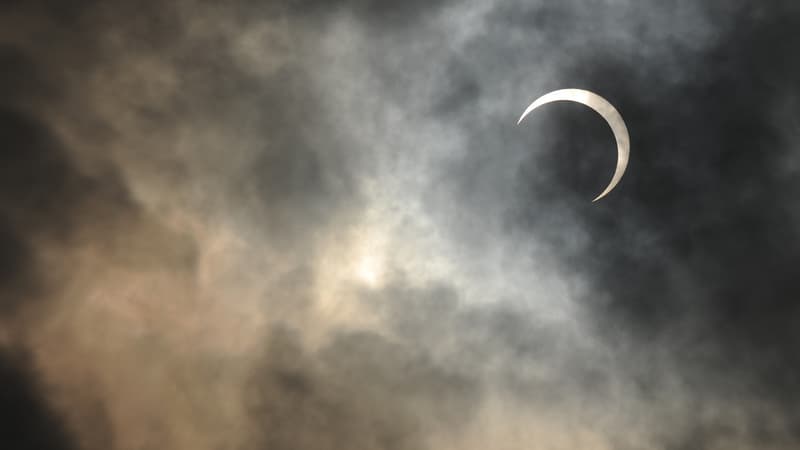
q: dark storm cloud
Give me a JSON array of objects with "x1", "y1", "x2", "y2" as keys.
[
  {"x1": 0, "y1": 349, "x2": 79, "y2": 450},
  {"x1": 0, "y1": 10, "x2": 106, "y2": 447}
]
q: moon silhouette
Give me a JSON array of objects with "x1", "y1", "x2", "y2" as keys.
[{"x1": 518, "y1": 89, "x2": 630, "y2": 202}]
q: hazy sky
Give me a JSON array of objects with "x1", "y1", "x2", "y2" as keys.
[{"x1": 2, "y1": 1, "x2": 800, "y2": 449}]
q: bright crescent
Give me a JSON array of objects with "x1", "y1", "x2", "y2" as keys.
[{"x1": 517, "y1": 89, "x2": 630, "y2": 202}]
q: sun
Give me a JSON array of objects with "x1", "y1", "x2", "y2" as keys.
[{"x1": 354, "y1": 252, "x2": 384, "y2": 287}]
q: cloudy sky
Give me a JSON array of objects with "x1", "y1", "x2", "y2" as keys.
[{"x1": 2, "y1": 1, "x2": 800, "y2": 449}]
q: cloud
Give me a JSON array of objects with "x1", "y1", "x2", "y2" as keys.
[
  {"x1": 501, "y1": 1, "x2": 800, "y2": 447},
  {"x1": 248, "y1": 323, "x2": 480, "y2": 450},
  {"x1": 0, "y1": 349, "x2": 82, "y2": 450},
  {"x1": 3, "y1": 1, "x2": 800, "y2": 449}
]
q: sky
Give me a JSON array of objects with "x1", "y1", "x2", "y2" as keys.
[{"x1": 2, "y1": 1, "x2": 800, "y2": 449}]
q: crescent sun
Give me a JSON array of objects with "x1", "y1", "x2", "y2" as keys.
[{"x1": 517, "y1": 89, "x2": 630, "y2": 202}]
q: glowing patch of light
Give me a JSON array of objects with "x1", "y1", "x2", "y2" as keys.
[{"x1": 354, "y1": 251, "x2": 384, "y2": 287}]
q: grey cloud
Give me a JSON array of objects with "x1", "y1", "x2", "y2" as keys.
[
  {"x1": 407, "y1": 0, "x2": 800, "y2": 448},
  {"x1": 248, "y1": 324, "x2": 480, "y2": 450},
  {"x1": 3, "y1": 1, "x2": 800, "y2": 449}
]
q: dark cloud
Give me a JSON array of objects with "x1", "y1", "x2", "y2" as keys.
[
  {"x1": 369, "y1": 281, "x2": 613, "y2": 398},
  {"x1": 0, "y1": 69, "x2": 135, "y2": 316},
  {"x1": 0, "y1": 350, "x2": 79, "y2": 450},
  {"x1": 280, "y1": 0, "x2": 453, "y2": 27},
  {"x1": 408, "y1": 0, "x2": 800, "y2": 447},
  {"x1": 498, "y1": 0, "x2": 800, "y2": 446},
  {"x1": 4, "y1": 0, "x2": 800, "y2": 449},
  {"x1": 248, "y1": 324, "x2": 480, "y2": 450},
  {"x1": 520, "y1": 0, "x2": 800, "y2": 373},
  {"x1": 0, "y1": 47, "x2": 195, "y2": 315},
  {"x1": 0, "y1": 2, "x2": 197, "y2": 447}
]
